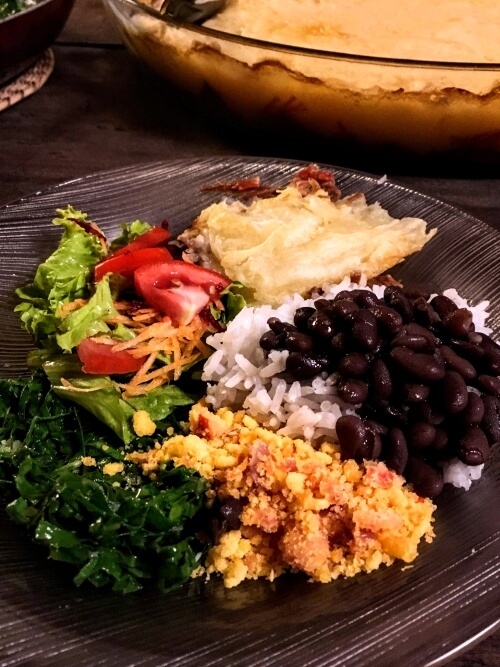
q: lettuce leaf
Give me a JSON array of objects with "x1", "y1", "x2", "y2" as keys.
[
  {"x1": 42, "y1": 355, "x2": 196, "y2": 443},
  {"x1": 109, "y1": 220, "x2": 153, "y2": 253},
  {"x1": 15, "y1": 206, "x2": 106, "y2": 349},
  {"x1": 212, "y1": 282, "x2": 247, "y2": 325},
  {"x1": 56, "y1": 277, "x2": 119, "y2": 352}
]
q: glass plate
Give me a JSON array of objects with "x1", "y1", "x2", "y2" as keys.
[{"x1": 0, "y1": 156, "x2": 499, "y2": 667}]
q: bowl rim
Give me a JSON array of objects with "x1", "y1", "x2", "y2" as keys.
[
  {"x1": 112, "y1": 0, "x2": 500, "y2": 70},
  {"x1": 0, "y1": 0, "x2": 61, "y2": 25}
]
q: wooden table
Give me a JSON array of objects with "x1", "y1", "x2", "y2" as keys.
[{"x1": 0, "y1": 0, "x2": 499, "y2": 664}]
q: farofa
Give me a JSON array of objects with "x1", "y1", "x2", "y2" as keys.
[{"x1": 129, "y1": 403, "x2": 435, "y2": 588}]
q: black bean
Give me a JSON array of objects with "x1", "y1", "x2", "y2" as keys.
[
  {"x1": 477, "y1": 333, "x2": 500, "y2": 352},
  {"x1": 339, "y1": 352, "x2": 370, "y2": 378},
  {"x1": 308, "y1": 311, "x2": 335, "y2": 338},
  {"x1": 211, "y1": 496, "x2": 246, "y2": 542},
  {"x1": 440, "y1": 345, "x2": 477, "y2": 381},
  {"x1": 405, "y1": 457, "x2": 444, "y2": 498},
  {"x1": 328, "y1": 299, "x2": 359, "y2": 320},
  {"x1": 377, "y1": 402, "x2": 408, "y2": 426},
  {"x1": 370, "y1": 359, "x2": 393, "y2": 400},
  {"x1": 406, "y1": 323, "x2": 439, "y2": 347},
  {"x1": 408, "y1": 422, "x2": 436, "y2": 450},
  {"x1": 219, "y1": 497, "x2": 244, "y2": 531},
  {"x1": 458, "y1": 426, "x2": 491, "y2": 466},
  {"x1": 391, "y1": 323, "x2": 440, "y2": 352},
  {"x1": 430, "y1": 294, "x2": 458, "y2": 320},
  {"x1": 390, "y1": 332, "x2": 431, "y2": 352},
  {"x1": 369, "y1": 304, "x2": 403, "y2": 336},
  {"x1": 390, "y1": 347, "x2": 445, "y2": 383},
  {"x1": 477, "y1": 374, "x2": 500, "y2": 397},
  {"x1": 314, "y1": 298, "x2": 332, "y2": 311},
  {"x1": 460, "y1": 392, "x2": 485, "y2": 426},
  {"x1": 293, "y1": 306, "x2": 316, "y2": 330},
  {"x1": 267, "y1": 317, "x2": 296, "y2": 335},
  {"x1": 412, "y1": 297, "x2": 441, "y2": 327},
  {"x1": 365, "y1": 427, "x2": 383, "y2": 459},
  {"x1": 334, "y1": 290, "x2": 359, "y2": 302},
  {"x1": 385, "y1": 427, "x2": 409, "y2": 474},
  {"x1": 284, "y1": 331, "x2": 314, "y2": 353},
  {"x1": 450, "y1": 339, "x2": 485, "y2": 364},
  {"x1": 330, "y1": 332, "x2": 347, "y2": 353},
  {"x1": 443, "y1": 308, "x2": 474, "y2": 338},
  {"x1": 433, "y1": 346, "x2": 445, "y2": 366},
  {"x1": 481, "y1": 395, "x2": 500, "y2": 444},
  {"x1": 286, "y1": 352, "x2": 329, "y2": 380},
  {"x1": 383, "y1": 286, "x2": 403, "y2": 303},
  {"x1": 338, "y1": 378, "x2": 369, "y2": 404},
  {"x1": 477, "y1": 333, "x2": 500, "y2": 374},
  {"x1": 439, "y1": 370, "x2": 468, "y2": 414},
  {"x1": 384, "y1": 289, "x2": 413, "y2": 322},
  {"x1": 484, "y1": 348, "x2": 500, "y2": 375},
  {"x1": 259, "y1": 330, "x2": 282, "y2": 351},
  {"x1": 403, "y1": 286, "x2": 432, "y2": 301},
  {"x1": 349, "y1": 310, "x2": 379, "y2": 351},
  {"x1": 352, "y1": 290, "x2": 381, "y2": 308},
  {"x1": 403, "y1": 383, "x2": 430, "y2": 403},
  {"x1": 431, "y1": 428, "x2": 449, "y2": 453},
  {"x1": 466, "y1": 332, "x2": 482, "y2": 345},
  {"x1": 336, "y1": 415, "x2": 371, "y2": 462},
  {"x1": 416, "y1": 401, "x2": 445, "y2": 425},
  {"x1": 364, "y1": 419, "x2": 388, "y2": 436}
]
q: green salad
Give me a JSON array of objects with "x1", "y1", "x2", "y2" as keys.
[
  {"x1": 0, "y1": 0, "x2": 38, "y2": 20},
  {"x1": 0, "y1": 206, "x2": 245, "y2": 593}
]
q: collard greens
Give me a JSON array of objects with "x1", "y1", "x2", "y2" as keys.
[{"x1": 0, "y1": 373, "x2": 208, "y2": 593}]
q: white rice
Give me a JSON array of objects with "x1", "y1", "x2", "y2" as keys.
[
  {"x1": 202, "y1": 277, "x2": 492, "y2": 491},
  {"x1": 442, "y1": 459, "x2": 484, "y2": 490}
]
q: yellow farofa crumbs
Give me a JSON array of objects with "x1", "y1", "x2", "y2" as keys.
[
  {"x1": 133, "y1": 410, "x2": 157, "y2": 437},
  {"x1": 128, "y1": 403, "x2": 435, "y2": 588},
  {"x1": 81, "y1": 456, "x2": 96, "y2": 467},
  {"x1": 102, "y1": 462, "x2": 125, "y2": 476}
]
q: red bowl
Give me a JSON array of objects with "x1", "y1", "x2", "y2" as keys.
[{"x1": 0, "y1": 0, "x2": 75, "y2": 85}]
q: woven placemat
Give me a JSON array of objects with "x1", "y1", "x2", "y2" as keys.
[{"x1": 0, "y1": 49, "x2": 54, "y2": 112}]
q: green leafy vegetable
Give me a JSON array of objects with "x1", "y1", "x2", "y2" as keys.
[
  {"x1": 0, "y1": 0, "x2": 35, "y2": 19},
  {"x1": 0, "y1": 372, "x2": 208, "y2": 593},
  {"x1": 56, "y1": 276, "x2": 119, "y2": 351},
  {"x1": 213, "y1": 282, "x2": 247, "y2": 325},
  {"x1": 109, "y1": 220, "x2": 153, "y2": 253},
  {"x1": 40, "y1": 355, "x2": 196, "y2": 443},
  {"x1": 15, "y1": 206, "x2": 106, "y2": 350}
]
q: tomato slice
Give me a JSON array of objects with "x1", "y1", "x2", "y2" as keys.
[
  {"x1": 151, "y1": 284, "x2": 211, "y2": 326},
  {"x1": 112, "y1": 226, "x2": 171, "y2": 256},
  {"x1": 77, "y1": 338, "x2": 143, "y2": 375},
  {"x1": 134, "y1": 260, "x2": 231, "y2": 325},
  {"x1": 94, "y1": 247, "x2": 173, "y2": 281}
]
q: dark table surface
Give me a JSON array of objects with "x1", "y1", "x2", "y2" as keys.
[{"x1": 1, "y1": 1, "x2": 499, "y2": 664}]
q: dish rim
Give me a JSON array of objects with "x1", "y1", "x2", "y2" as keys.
[
  {"x1": 0, "y1": 0, "x2": 59, "y2": 25},
  {"x1": 110, "y1": 0, "x2": 500, "y2": 70},
  {"x1": 0, "y1": 155, "x2": 499, "y2": 667}
]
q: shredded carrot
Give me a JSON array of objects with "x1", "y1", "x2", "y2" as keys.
[
  {"x1": 111, "y1": 315, "x2": 212, "y2": 396},
  {"x1": 62, "y1": 294, "x2": 215, "y2": 397}
]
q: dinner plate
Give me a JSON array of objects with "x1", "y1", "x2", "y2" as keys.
[{"x1": 0, "y1": 156, "x2": 499, "y2": 667}]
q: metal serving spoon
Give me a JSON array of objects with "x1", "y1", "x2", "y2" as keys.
[{"x1": 159, "y1": 0, "x2": 227, "y2": 23}]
